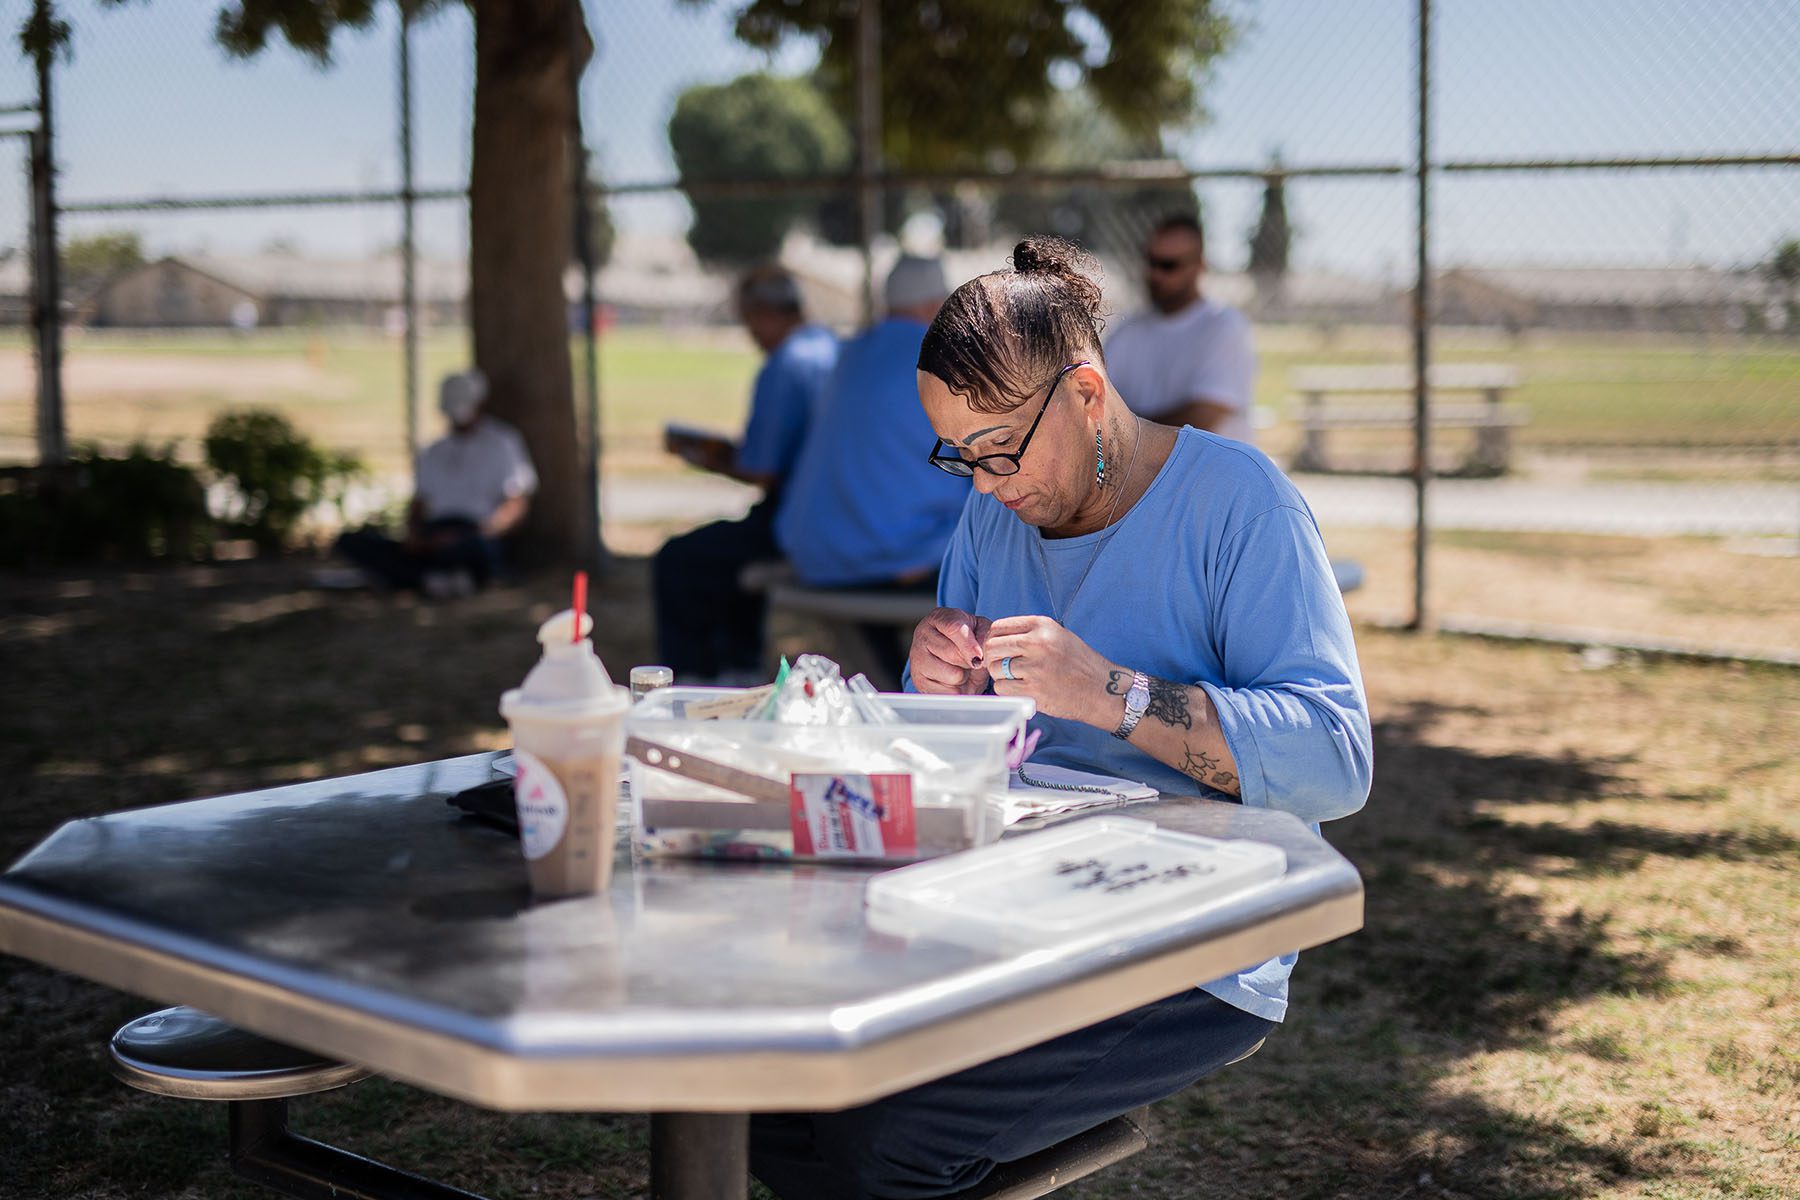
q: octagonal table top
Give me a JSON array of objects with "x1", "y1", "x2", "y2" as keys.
[{"x1": 0, "y1": 754, "x2": 1361, "y2": 1111}]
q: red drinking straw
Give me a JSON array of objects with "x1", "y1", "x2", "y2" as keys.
[{"x1": 572, "y1": 570, "x2": 588, "y2": 643}]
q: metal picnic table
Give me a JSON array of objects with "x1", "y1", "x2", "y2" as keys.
[{"x1": 0, "y1": 752, "x2": 1363, "y2": 1199}]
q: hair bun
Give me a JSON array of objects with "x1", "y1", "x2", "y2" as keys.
[{"x1": 1011, "y1": 235, "x2": 1087, "y2": 278}]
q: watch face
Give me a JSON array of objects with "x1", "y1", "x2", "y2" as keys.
[{"x1": 1128, "y1": 681, "x2": 1150, "y2": 706}]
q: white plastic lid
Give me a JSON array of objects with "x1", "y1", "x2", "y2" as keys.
[
  {"x1": 865, "y1": 817, "x2": 1288, "y2": 945},
  {"x1": 499, "y1": 608, "x2": 628, "y2": 723}
]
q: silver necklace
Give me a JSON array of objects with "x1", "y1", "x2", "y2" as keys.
[{"x1": 1031, "y1": 419, "x2": 1143, "y2": 624}]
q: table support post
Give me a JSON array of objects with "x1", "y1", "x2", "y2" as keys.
[
  {"x1": 228, "y1": 1097, "x2": 491, "y2": 1200},
  {"x1": 651, "y1": 1112, "x2": 750, "y2": 1200}
]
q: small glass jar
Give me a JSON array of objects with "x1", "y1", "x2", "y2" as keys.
[{"x1": 629, "y1": 665, "x2": 674, "y2": 704}]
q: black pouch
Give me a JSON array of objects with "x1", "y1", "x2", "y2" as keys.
[{"x1": 446, "y1": 777, "x2": 519, "y2": 837}]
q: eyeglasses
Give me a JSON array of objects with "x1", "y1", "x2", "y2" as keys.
[
  {"x1": 1145, "y1": 254, "x2": 1193, "y2": 273},
  {"x1": 927, "y1": 361, "x2": 1089, "y2": 478}
]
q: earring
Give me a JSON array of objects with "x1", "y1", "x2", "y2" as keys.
[{"x1": 1094, "y1": 427, "x2": 1106, "y2": 487}]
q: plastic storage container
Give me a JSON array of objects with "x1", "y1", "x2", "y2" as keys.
[
  {"x1": 864, "y1": 816, "x2": 1289, "y2": 948},
  {"x1": 628, "y1": 688, "x2": 1035, "y2": 863}
]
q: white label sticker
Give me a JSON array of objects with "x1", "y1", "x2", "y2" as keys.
[{"x1": 512, "y1": 749, "x2": 567, "y2": 860}]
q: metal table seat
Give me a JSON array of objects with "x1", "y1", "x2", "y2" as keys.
[
  {"x1": 111, "y1": 1005, "x2": 368, "y2": 1100},
  {"x1": 113, "y1": 1005, "x2": 485, "y2": 1200}
]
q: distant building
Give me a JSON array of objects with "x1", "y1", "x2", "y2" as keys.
[
  {"x1": 1434, "y1": 265, "x2": 1774, "y2": 335},
  {"x1": 85, "y1": 254, "x2": 467, "y2": 329},
  {"x1": 12, "y1": 244, "x2": 1784, "y2": 339}
]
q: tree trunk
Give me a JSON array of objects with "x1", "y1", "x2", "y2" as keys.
[{"x1": 469, "y1": 0, "x2": 593, "y2": 566}]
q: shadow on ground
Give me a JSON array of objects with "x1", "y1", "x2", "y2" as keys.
[{"x1": 1068, "y1": 700, "x2": 1726, "y2": 1200}]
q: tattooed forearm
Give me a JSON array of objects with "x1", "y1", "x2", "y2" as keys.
[
  {"x1": 1145, "y1": 677, "x2": 1192, "y2": 729},
  {"x1": 1179, "y1": 746, "x2": 1219, "y2": 781},
  {"x1": 1106, "y1": 670, "x2": 1128, "y2": 696},
  {"x1": 1179, "y1": 744, "x2": 1241, "y2": 796}
]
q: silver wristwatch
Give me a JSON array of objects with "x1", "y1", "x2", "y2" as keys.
[{"x1": 1112, "y1": 671, "x2": 1151, "y2": 740}]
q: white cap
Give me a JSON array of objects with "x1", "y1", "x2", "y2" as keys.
[
  {"x1": 439, "y1": 369, "x2": 489, "y2": 424},
  {"x1": 885, "y1": 255, "x2": 949, "y2": 311}
]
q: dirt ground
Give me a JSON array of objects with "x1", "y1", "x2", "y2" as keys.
[{"x1": 1, "y1": 554, "x2": 1794, "y2": 1199}]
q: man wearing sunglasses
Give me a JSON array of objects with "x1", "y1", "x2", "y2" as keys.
[{"x1": 1103, "y1": 212, "x2": 1258, "y2": 443}]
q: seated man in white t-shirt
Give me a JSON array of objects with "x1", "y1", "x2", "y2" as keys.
[
  {"x1": 335, "y1": 369, "x2": 538, "y2": 596},
  {"x1": 1102, "y1": 213, "x2": 1258, "y2": 442}
]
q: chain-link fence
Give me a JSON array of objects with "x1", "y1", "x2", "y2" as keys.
[
  {"x1": 6, "y1": 1, "x2": 1796, "y2": 657},
  {"x1": 584, "y1": 0, "x2": 1798, "y2": 658},
  {"x1": 1, "y1": 0, "x2": 479, "y2": 503}
]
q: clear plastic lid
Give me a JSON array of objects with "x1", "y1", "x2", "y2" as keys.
[{"x1": 865, "y1": 817, "x2": 1289, "y2": 945}]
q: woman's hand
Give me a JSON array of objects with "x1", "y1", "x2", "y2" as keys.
[
  {"x1": 909, "y1": 608, "x2": 993, "y2": 694},
  {"x1": 980, "y1": 615, "x2": 1119, "y2": 727}
]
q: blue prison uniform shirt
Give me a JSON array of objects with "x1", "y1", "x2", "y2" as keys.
[
  {"x1": 736, "y1": 323, "x2": 840, "y2": 481},
  {"x1": 932, "y1": 429, "x2": 1373, "y2": 1020},
  {"x1": 776, "y1": 317, "x2": 971, "y2": 585}
]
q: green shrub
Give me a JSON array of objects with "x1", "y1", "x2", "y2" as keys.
[
  {"x1": 0, "y1": 444, "x2": 211, "y2": 566},
  {"x1": 203, "y1": 409, "x2": 363, "y2": 552}
]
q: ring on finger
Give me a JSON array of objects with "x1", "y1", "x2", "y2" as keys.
[{"x1": 998, "y1": 656, "x2": 1017, "y2": 681}]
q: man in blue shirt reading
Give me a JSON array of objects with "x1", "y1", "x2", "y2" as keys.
[
  {"x1": 774, "y1": 255, "x2": 971, "y2": 680},
  {"x1": 653, "y1": 265, "x2": 838, "y2": 683}
]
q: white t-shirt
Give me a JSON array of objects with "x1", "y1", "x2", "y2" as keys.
[
  {"x1": 1103, "y1": 298, "x2": 1257, "y2": 443},
  {"x1": 415, "y1": 416, "x2": 538, "y2": 525}
]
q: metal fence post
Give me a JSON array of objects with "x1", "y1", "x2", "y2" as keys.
[
  {"x1": 399, "y1": 4, "x2": 419, "y2": 478},
  {"x1": 1409, "y1": 0, "x2": 1433, "y2": 633},
  {"x1": 571, "y1": 0, "x2": 604, "y2": 570},
  {"x1": 29, "y1": 6, "x2": 65, "y2": 468},
  {"x1": 855, "y1": 0, "x2": 881, "y2": 326}
]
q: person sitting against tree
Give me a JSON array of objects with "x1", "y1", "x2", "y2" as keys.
[
  {"x1": 653, "y1": 265, "x2": 839, "y2": 684},
  {"x1": 334, "y1": 368, "x2": 536, "y2": 598},
  {"x1": 749, "y1": 237, "x2": 1371, "y2": 1200},
  {"x1": 772, "y1": 254, "x2": 971, "y2": 682},
  {"x1": 1104, "y1": 211, "x2": 1259, "y2": 441}
]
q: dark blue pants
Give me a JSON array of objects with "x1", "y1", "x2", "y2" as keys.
[
  {"x1": 652, "y1": 498, "x2": 780, "y2": 677},
  {"x1": 750, "y1": 987, "x2": 1276, "y2": 1200}
]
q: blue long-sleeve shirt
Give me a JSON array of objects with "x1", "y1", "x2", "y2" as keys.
[
  {"x1": 933, "y1": 428, "x2": 1373, "y2": 1019},
  {"x1": 737, "y1": 324, "x2": 839, "y2": 482}
]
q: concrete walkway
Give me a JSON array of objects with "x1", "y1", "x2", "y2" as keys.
[{"x1": 600, "y1": 473, "x2": 1800, "y2": 539}]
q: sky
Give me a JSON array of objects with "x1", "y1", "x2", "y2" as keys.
[{"x1": 1, "y1": 0, "x2": 1793, "y2": 279}]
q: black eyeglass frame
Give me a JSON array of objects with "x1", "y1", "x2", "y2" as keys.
[{"x1": 926, "y1": 360, "x2": 1091, "y2": 478}]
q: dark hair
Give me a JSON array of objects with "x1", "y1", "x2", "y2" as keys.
[
  {"x1": 1153, "y1": 211, "x2": 1204, "y2": 243},
  {"x1": 736, "y1": 263, "x2": 803, "y2": 317},
  {"x1": 917, "y1": 236, "x2": 1106, "y2": 415}
]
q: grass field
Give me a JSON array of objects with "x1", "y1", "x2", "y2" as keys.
[
  {"x1": 1, "y1": 558, "x2": 1794, "y2": 1199},
  {"x1": 3, "y1": 325, "x2": 1797, "y2": 480},
  {"x1": 4, "y1": 323, "x2": 1796, "y2": 655}
]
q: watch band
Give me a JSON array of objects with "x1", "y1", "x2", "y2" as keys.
[{"x1": 1112, "y1": 670, "x2": 1152, "y2": 740}]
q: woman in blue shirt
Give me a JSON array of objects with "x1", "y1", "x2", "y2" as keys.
[{"x1": 750, "y1": 238, "x2": 1373, "y2": 1200}]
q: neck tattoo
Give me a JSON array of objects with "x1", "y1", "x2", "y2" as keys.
[{"x1": 1033, "y1": 419, "x2": 1143, "y2": 624}]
